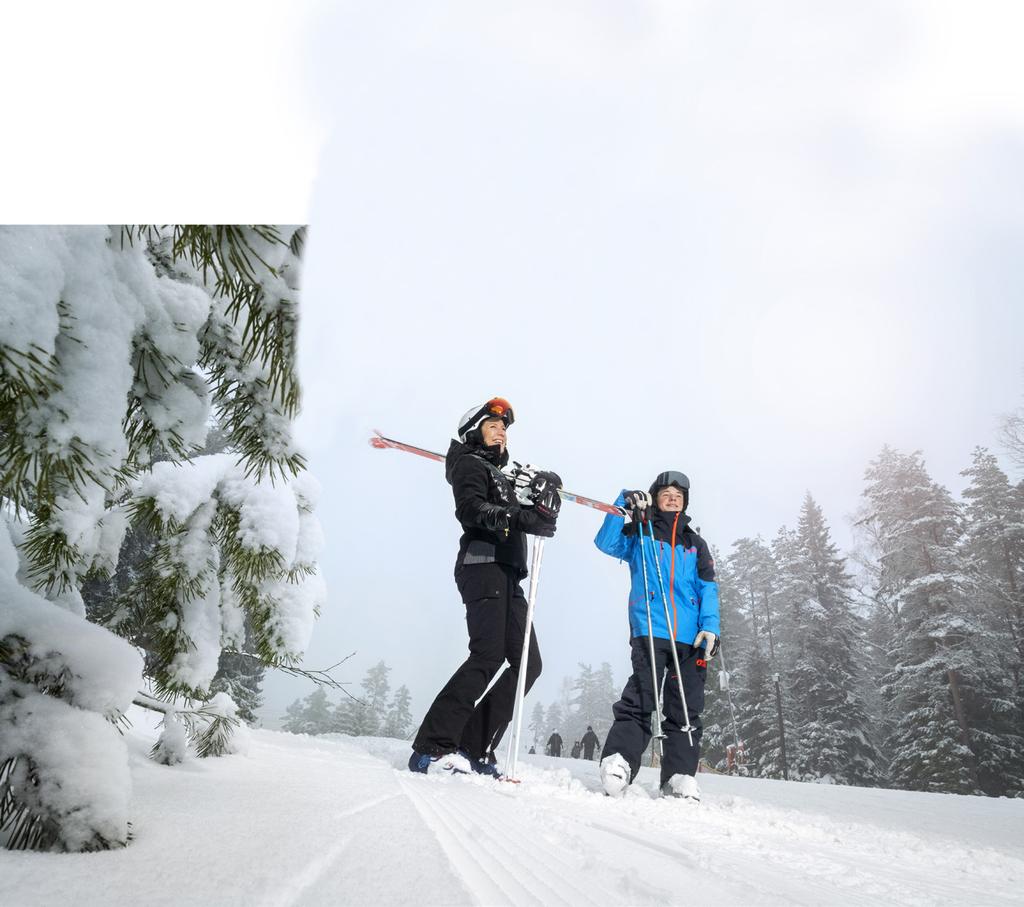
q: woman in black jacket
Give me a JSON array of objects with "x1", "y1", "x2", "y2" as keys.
[{"x1": 409, "y1": 398, "x2": 560, "y2": 777}]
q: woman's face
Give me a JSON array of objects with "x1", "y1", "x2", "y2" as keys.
[
  {"x1": 480, "y1": 416, "x2": 507, "y2": 451},
  {"x1": 656, "y1": 485, "x2": 685, "y2": 512}
]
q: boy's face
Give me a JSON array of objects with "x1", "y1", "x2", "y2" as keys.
[{"x1": 656, "y1": 486, "x2": 685, "y2": 512}]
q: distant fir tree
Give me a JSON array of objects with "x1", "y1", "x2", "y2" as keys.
[
  {"x1": 774, "y1": 494, "x2": 884, "y2": 786},
  {"x1": 333, "y1": 661, "x2": 392, "y2": 737},
  {"x1": 735, "y1": 636, "x2": 787, "y2": 778},
  {"x1": 859, "y1": 447, "x2": 1023, "y2": 795},
  {"x1": 700, "y1": 548, "x2": 747, "y2": 770},
  {"x1": 361, "y1": 661, "x2": 391, "y2": 733},
  {"x1": 958, "y1": 448, "x2": 1024, "y2": 795},
  {"x1": 383, "y1": 685, "x2": 413, "y2": 739},
  {"x1": 999, "y1": 390, "x2": 1024, "y2": 472},
  {"x1": 544, "y1": 702, "x2": 564, "y2": 740},
  {"x1": 725, "y1": 536, "x2": 787, "y2": 777},
  {"x1": 961, "y1": 448, "x2": 1024, "y2": 706},
  {"x1": 282, "y1": 687, "x2": 333, "y2": 735},
  {"x1": 729, "y1": 536, "x2": 780, "y2": 656},
  {"x1": 569, "y1": 663, "x2": 616, "y2": 744},
  {"x1": 528, "y1": 701, "x2": 546, "y2": 747}
]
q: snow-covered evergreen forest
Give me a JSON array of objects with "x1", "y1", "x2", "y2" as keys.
[
  {"x1": 1, "y1": 225, "x2": 325, "y2": 852},
  {"x1": 521, "y1": 443, "x2": 1024, "y2": 796},
  {"x1": 282, "y1": 661, "x2": 415, "y2": 739}
]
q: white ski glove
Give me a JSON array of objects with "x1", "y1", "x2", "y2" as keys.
[
  {"x1": 623, "y1": 490, "x2": 652, "y2": 521},
  {"x1": 693, "y1": 630, "x2": 719, "y2": 658}
]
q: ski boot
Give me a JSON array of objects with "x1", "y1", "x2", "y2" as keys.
[
  {"x1": 458, "y1": 750, "x2": 503, "y2": 780},
  {"x1": 600, "y1": 753, "x2": 631, "y2": 798},
  {"x1": 661, "y1": 772, "x2": 700, "y2": 803},
  {"x1": 408, "y1": 751, "x2": 473, "y2": 775}
]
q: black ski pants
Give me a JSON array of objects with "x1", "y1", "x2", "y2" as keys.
[
  {"x1": 412, "y1": 562, "x2": 541, "y2": 760},
  {"x1": 600, "y1": 636, "x2": 706, "y2": 787}
]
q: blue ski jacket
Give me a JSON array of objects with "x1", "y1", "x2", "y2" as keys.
[{"x1": 594, "y1": 492, "x2": 720, "y2": 646}]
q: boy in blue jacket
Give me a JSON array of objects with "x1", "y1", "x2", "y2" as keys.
[{"x1": 594, "y1": 470, "x2": 720, "y2": 802}]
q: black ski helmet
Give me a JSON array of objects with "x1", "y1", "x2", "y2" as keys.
[
  {"x1": 649, "y1": 470, "x2": 690, "y2": 509},
  {"x1": 457, "y1": 397, "x2": 515, "y2": 444}
]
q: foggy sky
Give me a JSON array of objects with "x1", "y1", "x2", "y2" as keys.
[{"x1": 265, "y1": 2, "x2": 1024, "y2": 727}]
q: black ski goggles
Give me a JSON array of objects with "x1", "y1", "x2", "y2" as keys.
[{"x1": 651, "y1": 470, "x2": 689, "y2": 491}]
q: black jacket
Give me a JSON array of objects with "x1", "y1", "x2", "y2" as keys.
[{"x1": 445, "y1": 438, "x2": 528, "y2": 577}]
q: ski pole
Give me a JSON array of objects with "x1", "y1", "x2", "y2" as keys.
[
  {"x1": 370, "y1": 431, "x2": 627, "y2": 517},
  {"x1": 644, "y1": 519, "x2": 695, "y2": 747},
  {"x1": 717, "y1": 643, "x2": 743, "y2": 759},
  {"x1": 505, "y1": 536, "x2": 544, "y2": 781},
  {"x1": 636, "y1": 519, "x2": 666, "y2": 748}
]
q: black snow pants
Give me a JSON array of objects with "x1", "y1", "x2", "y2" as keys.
[
  {"x1": 600, "y1": 636, "x2": 706, "y2": 787},
  {"x1": 412, "y1": 562, "x2": 542, "y2": 759}
]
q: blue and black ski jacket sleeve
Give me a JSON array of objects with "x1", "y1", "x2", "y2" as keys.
[{"x1": 593, "y1": 490, "x2": 636, "y2": 561}]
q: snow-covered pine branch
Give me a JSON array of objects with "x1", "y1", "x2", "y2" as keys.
[{"x1": 0, "y1": 225, "x2": 324, "y2": 852}]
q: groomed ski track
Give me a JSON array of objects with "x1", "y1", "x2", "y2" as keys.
[
  {"x1": 3, "y1": 727, "x2": 1022, "y2": 907},
  {"x1": 364, "y1": 736, "x2": 1024, "y2": 907}
]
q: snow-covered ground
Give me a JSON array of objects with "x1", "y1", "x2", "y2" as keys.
[{"x1": 3, "y1": 709, "x2": 1023, "y2": 907}]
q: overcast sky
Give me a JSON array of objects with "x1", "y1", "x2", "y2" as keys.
[
  {"x1": 275, "y1": 2, "x2": 1024, "y2": 726},
  {"x1": 4, "y1": 2, "x2": 1023, "y2": 729}
]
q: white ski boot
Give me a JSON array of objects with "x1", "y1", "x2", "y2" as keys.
[
  {"x1": 600, "y1": 753, "x2": 631, "y2": 798},
  {"x1": 661, "y1": 772, "x2": 701, "y2": 803}
]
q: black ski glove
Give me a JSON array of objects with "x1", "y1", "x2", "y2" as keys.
[
  {"x1": 529, "y1": 471, "x2": 562, "y2": 521},
  {"x1": 515, "y1": 507, "x2": 556, "y2": 538},
  {"x1": 477, "y1": 502, "x2": 514, "y2": 536}
]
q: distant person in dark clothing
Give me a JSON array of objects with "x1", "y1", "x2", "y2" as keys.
[
  {"x1": 581, "y1": 726, "x2": 600, "y2": 761},
  {"x1": 546, "y1": 732, "x2": 563, "y2": 757},
  {"x1": 571, "y1": 740, "x2": 581, "y2": 759}
]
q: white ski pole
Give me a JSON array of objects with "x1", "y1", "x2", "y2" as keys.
[
  {"x1": 636, "y1": 521, "x2": 667, "y2": 748},
  {"x1": 645, "y1": 519, "x2": 695, "y2": 746},
  {"x1": 505, "y1": 536, "x2": 544, "y2": 781}
]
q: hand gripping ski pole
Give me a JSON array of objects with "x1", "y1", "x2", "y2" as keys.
[
  {"x1": 369, "y1": 431, "x2": 627, "y2": 517},
  {"x1": 644, "y1": 519, "x2": 695, "y2": 746},
  {"x1": 636, "y1": 521, "x2": 667, "y2": 746},
  {"x1": 505, "y1": 537, "x2": 543, "y2": 781}
]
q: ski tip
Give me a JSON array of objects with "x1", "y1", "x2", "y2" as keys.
[{"x1": 369, "y1": 436, "x2": 388, "y2": 449}]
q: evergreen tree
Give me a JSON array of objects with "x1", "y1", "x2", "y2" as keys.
[
  {"x1": 774, "y1": 494, "x2": 883, "y2": 786},
  {"x1": 860, "y1": 447, "x2": 1005, "y2": 795},
  {"x1": 281, "y1": 687, "x2": 333, "y2": 735},
  {"x1": 736, "y1": 637, "x2": 787, "y2": 778},
  {"x1": 528, "y1": 701, "x2": 546, "y2": 747},
  {"x1": 545, "y1": 702, "x2": 564, "y2": 742},
  {"x1": 383, "y1": 685, "x2": 413, "y2": 740},
  {"x1": 725, "y1": 537, "x2": 787, "y2": 777},
  {"x1": 208, "y1": 649, "x2": 264, "y2": 724},
  {"x1": 961, "y1": 448, "x2": 1024, "y2": 703},
  {"x1": 361, "y1": 661, "x2": 391, "y2": 734},
  {"x1": 700, "y1": 548, "x2": 747, "y2": 770},
  {"x1": 958, "y1": 448, "x2": 1024, "y2": 795}
]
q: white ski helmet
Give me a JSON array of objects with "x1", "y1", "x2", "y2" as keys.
[{"x1": 457, "y1": 397, "x2": 515, "y2": 443}]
